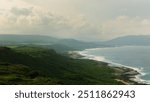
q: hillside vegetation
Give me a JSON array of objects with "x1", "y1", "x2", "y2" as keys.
[{"x1": 0, "y1": 46, "x2": 122, "y2": 85}]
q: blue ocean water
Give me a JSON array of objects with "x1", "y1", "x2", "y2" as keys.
[{"x1": 80, "y1": 46, "x2": 150, "y2": 83}]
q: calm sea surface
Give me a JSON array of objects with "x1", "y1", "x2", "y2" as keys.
[{"x1": 80, "y1": 46, "x2": 150, "y2": 82}]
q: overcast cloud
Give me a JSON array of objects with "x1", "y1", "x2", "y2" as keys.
[{"x1": 0, "y1": 0, "x2": 150, "y2": 41}]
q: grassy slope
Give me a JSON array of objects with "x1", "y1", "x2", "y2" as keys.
[{"x1": 0, "y1": 46, "x2": 122, "y2": 85}]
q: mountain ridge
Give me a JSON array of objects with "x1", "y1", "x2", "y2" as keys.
[
  {"x1": 0, "y1": 34, "x2": 101, "y2": 51},
  {"x1": 103, "y1": 35, "x2": 150, "y2": 46},
  {"x1": 1, "y1": 34, "x2": 150, "y2": 50}
]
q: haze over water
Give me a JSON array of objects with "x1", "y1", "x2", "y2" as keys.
[{"x1": 81, "y1": 46, "x2": 150, "y2": 83}]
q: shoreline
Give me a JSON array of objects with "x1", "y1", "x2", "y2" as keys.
[{"x1": 68, "y1": 51, "x2": 149, "y2": 85}]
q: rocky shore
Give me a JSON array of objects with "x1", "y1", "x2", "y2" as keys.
[
  {"x1": 68, "y1": 51, "x2": 147, "y2": 85},
  {"x1": 112, "y1": 66, "x2": 146, "y2": 85}
]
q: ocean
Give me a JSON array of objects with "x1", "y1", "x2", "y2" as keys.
[{"x1": 79, "y1": 46, "x2": 150, "y2": 84}]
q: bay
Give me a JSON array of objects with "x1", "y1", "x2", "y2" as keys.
[{"x1": 80, "y1": 46, "x2": 150, "y2": 83}]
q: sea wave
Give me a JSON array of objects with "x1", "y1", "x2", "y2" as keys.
[
  {"x1": 78, "y1": 49, "x2": 150, "y2": 84},
  {"x1": 78, "y1": 51, "x2": 106, "y2": 61}
]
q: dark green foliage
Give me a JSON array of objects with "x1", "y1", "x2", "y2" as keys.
[
  {"x1": 28, "y1": 71, "x2": 40, "y2": 79},
  {"x1": 0, "y1": 46, "x2": 123, "y2": 85}
]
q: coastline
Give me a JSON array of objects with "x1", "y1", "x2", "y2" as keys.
[{"x1": 68, "y1": 51, "x2": 148, "y2": 85}]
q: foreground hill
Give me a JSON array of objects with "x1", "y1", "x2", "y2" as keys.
[{"x1": 0, "y1": 46, "x2": 124, "y2": 85}]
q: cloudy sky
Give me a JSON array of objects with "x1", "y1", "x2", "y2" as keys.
[{"x1": 0, "y1": 0, "x2": 150, "y2": 41}]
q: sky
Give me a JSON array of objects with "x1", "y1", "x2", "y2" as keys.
[{"x1": 0, "y1": 0, "x2": 150, "y2": 41}]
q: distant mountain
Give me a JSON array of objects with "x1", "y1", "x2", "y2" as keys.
[
  {"x1": 57, "y1": 39, "x2": 100, "y2": 50},
  {"x1": 0, "y1": 34, "x2": 102, "y2": 51},
  {"x1": 45, "y1": 44, "x2": 75, "y2": 53},
  {"x1": 104, "y1": 35, "x2": 150, "y2": 46},
  {"x1": 0, "y1": 34, "x2": 59, "y2": 44}
]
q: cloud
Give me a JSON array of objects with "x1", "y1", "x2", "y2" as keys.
[
  {"x1": 0, "y1": 6, "x2": 101, "y2": 41},
  {"x1": 1, "y1": 0, "x2": 150, "y2": 41},
  {"x1": 101, "y1": 16, "x2": 150, "y2": 39},
  {"x1": 10, "y1": 7, "x2": 32, "y2": 16}
]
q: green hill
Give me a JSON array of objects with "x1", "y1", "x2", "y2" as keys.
[{"x1": 0, "y1": 46, "x2": 122, "y2": 85}]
